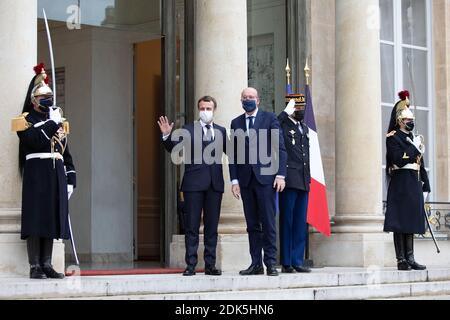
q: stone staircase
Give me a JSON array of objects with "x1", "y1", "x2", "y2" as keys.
[{"x1": 1, "y1": 267, "x2": 450, "y2": 300}]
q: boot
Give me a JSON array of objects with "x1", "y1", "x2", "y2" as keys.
[
  {"x1": 40, "y1": 238, "x2": 65, "y2": 279},
  {"x1": 393, "y1": 233, "x2": 411, "y2": 271},
  {"x1": 27, "y1": 237, "x2": 47, "y2": 279},
  {"x1": 405, "y1": 234, "x2": 426, "y2": 270}
]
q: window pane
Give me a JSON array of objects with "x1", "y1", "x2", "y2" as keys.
[
  {"x1": 382, "y1": 169, "x2": 388, "y2": 202},
  {"x1": 380, "y1": 0, "x2": 394, "y2": 41},
  {"x1": 402, "y1": 0, "x2": 427, "y2": 47},
  {"x1": 382, "y1": 106, "x2": 394, "y2": 165},
  {"x1": 83, "y1": 0, "x2": 161, "y2": 30},
  {"x1": 39, "y1": 0, "x2": 161, "y2": 33},
  {"x1": 248, "y1": 34, "x2": 275, "y2": 113},
  {"x1": 38, "y1": 0, "x2": 78, "y2": 21},
  {"x1": 247, "y1": 0, "x2": 286, "y2": 114},
  {"x1": 402, "y1": 48, "x2": 428, "y2": 107},
  {"x1": 381, "y1": 44, "x2": 395, "y2": 103}
]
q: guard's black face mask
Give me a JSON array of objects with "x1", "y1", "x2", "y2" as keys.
[
  {"x1": 293, "y1": 110, "x2": 305, "y2": 122},
  {"x1": 404, "y1": 120, "x2": 415, "y2": 132},
  {"x1": 38, "y1": 97, "x2": 53, "y2": 113}
]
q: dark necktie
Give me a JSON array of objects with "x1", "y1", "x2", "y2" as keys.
[
  {"x1": 205, "y1": 124, "x2": 212, "y2": 142},
  {"x1": 298, "y1": 122, "x2": 303, "y2": 135},
  {"x1": 248, "y1": 116, "x2": 255, "y2": 130}
]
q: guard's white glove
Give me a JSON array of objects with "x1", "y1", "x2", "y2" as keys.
[
  {"x1": 408, "y1": 136, "x2": 424, "y2": 154},
  {"x1": 423, "y1": 192, "x2": 429, "y2": 202},
  {"x1": 67, "y1": 184, "x2": 74, "y2": 200},
  {"x1": 284, "y1": 99, "x2": 296, "y2": 116},
  {"x1": 49, "y1": 107, "x2": 63, "y2": 124},
  {"x1": 413, "y1": 135, "x2": 425, "y2": 154}
]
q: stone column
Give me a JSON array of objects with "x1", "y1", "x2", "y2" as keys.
[
  {"x1": 0, "y1": 0, "x2": 64, "y2": 275},
  {"x1": 433, "y1": 0, "x2": 450, "y2": 202},
  {"x1": 310, "y1": 0, "x2": 392, "y2": 267},
  {"x1": 170, "y1": 0, "x2": 250, "y2": 271}
]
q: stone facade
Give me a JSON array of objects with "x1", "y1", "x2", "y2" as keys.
[{"x1": 1, "y1": 0, "x2": 449, "y2": 275}]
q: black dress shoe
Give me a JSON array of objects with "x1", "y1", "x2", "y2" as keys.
[
  {"x1": 397, "y1": 259, "x2": 412, "y2": 271},
  {"x1": 407, "y1": 260, "x2": 426, "y2": 270},
  {"x1": 205, "y1": 267, "x2": 222, "y2": 276},
  {"x1": 239, "y1": 265, "x2": 264, "y2": 276},
  {"x1": 281, "y1": 266, "x2": 295, "y2": 273},
  {"x1": 42, "y1": 266, "x2": 65, "y2": 279},
  {"x1": 30, "y1": 265, "x2": 47, "y2": 279},
  {"x1": 183, "y1": 267, "x2": 196, "y2": 276},
  {"x1": 266, "y1": 266, "x2": 279, "y2": 276},
  {"x1": 293, "y1": 266, "x2": 311, "y2": 273}
]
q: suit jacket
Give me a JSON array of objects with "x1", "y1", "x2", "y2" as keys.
[
  {"x1": 278, "y1": 111, "x2": 311, "y2": 192},
  {"x1": 163, "y1": 122, "x2": 227, "y2": 193},
  {"x1": 229, "y1": 109, "x2": 287, "y2": 187}
]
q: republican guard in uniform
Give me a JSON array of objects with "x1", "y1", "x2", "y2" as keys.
[
  {"x1": 384, "y1": 91, "x2": 430, "y2": 271},
  {"x1": 12, "y1": 63, "x2": 76, "y2": 279}
]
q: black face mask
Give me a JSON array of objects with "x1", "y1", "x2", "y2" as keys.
[
  {"x1": 242, "y1": 100, "x2": 257, "y2": 113},
  {"x1": 293, "y1": 110, "x2": 305, "y2": 122},
  {"x1": 37, "y1": 97, "x2": 53, "y2": 113},
  {"x1": 404, "y1": 120, "x2": 415, "y2": 132}
]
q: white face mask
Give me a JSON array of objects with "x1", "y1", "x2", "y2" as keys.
[{"x1": 199, "y1": 110, "x2": 214, "y2": 124}]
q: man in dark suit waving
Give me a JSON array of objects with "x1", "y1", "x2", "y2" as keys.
[
  {"x1": 229, "y1": 87, "x2": 287, "y2": 276},
  {"x1": 158, "y1": 96, "x2": 227, "y2": 276}
]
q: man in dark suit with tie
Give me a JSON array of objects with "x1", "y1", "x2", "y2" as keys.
[
  {"x1": 157, "y1": 96, "x2": 227, "y2": 276},
  {"x1": 278, "y1": 94, "x2": 312, "y2": 274},
  {"x1": 229, "y1": 87, "x2": 287, "y2": 276}
]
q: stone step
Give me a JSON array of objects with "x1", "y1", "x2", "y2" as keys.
[
  {"x1": 62, "y1": 281, "x2": 450, "y2": 300},
  {"x1": 2, "y1": 267, "x2": 450, "y2": 300}
]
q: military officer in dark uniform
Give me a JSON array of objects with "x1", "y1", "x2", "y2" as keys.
[
  {"x1": 384, "y1": 91, "x2": 430, "y2": 271},
  {"x1": 277, "y1": 94, "x2": 311, "y2": 273},
  {"x1": 12, "y1": 63, "x2": 76, "y2": 279}
]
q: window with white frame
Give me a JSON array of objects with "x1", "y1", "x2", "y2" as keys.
[{"x1": 380, "y1": 0, "x2": 434, "y2": 200}]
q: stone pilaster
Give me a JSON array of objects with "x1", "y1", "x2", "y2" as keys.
[
  {"x1": 0, "y1": 0, "x2": 64, "y2": 275},
  {"x1": 310, "y1": 0, "x2": 391, "y2": 268},
  {"x1": 194, "y1": 0, "x2": 248, "y2": 236},
  {"x1": 433, "y1": 0, "x2": 450, "y2": 202}
]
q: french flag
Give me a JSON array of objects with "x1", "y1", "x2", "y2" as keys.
[{"x1": 304, "y1": 85, "x2": 331, "y2": 237}]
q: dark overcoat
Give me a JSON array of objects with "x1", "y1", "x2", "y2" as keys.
[
  {"x1": 18, "y1": 109, "x2": 76, "y2": 240},
  {"x1": 384, "y1": 130, "x2": 430, "y2": 234}
]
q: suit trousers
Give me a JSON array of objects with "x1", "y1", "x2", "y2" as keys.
[
  {"x1": 183, "y1": 188, "x2": 222, "y2": 268},
  {"x1": 279, "y1": 188, "x2": 309, "y2": 267},
  {"x1": 240, "y1": 172, "x2": 277, "y2": 267}
]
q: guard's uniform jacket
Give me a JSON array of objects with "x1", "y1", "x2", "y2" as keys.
[
  {"x1": 384, "y1": 130, "x2": 430, "y2": 235},
  {"x1": 16, "y1": 109, "x2": 76, "y2": 240},
  {"x1": 278, "y1": 111, "x2": 311, "y2": 192}
]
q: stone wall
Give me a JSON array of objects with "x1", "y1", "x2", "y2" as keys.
[{"x1": 433, "y1": 0, "x2": 450, "y2": 202}]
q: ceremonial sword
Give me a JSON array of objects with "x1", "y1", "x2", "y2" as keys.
[
  {"x1": 406, "y1": 54, "x2": 440, "y2": 254},
  {"x1": 43, "y1": 9, "x2": 80, "y2": 265}
]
